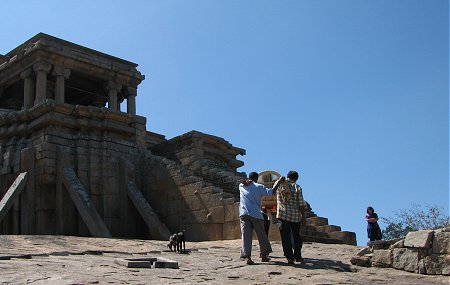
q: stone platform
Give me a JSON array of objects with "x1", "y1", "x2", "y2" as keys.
[{"x1": 0, "y1": 235, "x2": 447, "y2": 285}]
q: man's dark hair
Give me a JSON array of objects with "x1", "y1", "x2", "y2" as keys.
[
  {"x1": 248, "y1": 172, "x2": 259, "y2": 182},
  {"x1": 287, "y1": 170, "x2": 299, "y2": 181}
]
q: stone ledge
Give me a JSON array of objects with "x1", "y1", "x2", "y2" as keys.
[{"x1": 114, "y1": 257, "x2": 179, "y2": 269}]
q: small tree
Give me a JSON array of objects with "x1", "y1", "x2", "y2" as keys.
[{"x1": 381, "y1": 204, "x2": 450, "y2": 240}]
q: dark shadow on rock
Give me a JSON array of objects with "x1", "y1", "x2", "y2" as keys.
[
  {"x1": 300, "y1": 258, "x2": 353, "y2": 272},
  {"x1": 270, "y1": 258, "x2": 352, "y2": 272},
  {"x1": 270, "y1": 261, "x2": 299, "y2": 267},
  {"x1": 162, "y1": 249, "x2": 191, "y2": 255}
]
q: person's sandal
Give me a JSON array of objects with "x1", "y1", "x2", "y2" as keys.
[
  {"x1": 295, "y1": 257, "x2": 305, "y2": 263},
  {"x1": 246, "y1": 257, "x2": 255, "y2": 265},
  {"x1": 287, "y1": 259, "x2": 295, "y2": 264},
  {"x1": 261, "y1": 255, "x2": 270, "y2": 262}
]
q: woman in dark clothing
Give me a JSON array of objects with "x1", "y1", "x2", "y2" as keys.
[{"x1": 366, "y1": 206, "x2": 382, "y2": 241}]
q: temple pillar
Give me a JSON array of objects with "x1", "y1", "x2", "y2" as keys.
[
  {"x1": 53, "y1": 66, "x2": 71, "y2": 103},
  {"x1": 20, "y1": 68, "x2": 34, "y2": 109},
  {"x1": 104, "y1": 81, "x2": 122, "y2": 111},
  {"x1": 33, "y1": 62, "x2": 51, "y2": 105},
  {"x1": 127, "y1": 87, "x2": 137, "y2": 115}
]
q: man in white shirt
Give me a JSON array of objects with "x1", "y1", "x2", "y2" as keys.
[{"x1": 239, "y1": 172, "x2": 284, "y2": 265}]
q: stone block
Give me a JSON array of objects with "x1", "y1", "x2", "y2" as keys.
[
  {"x1": 392, "y1": 248, "x2": 419, "y2": 272},
  {"x1": 37, "y1": 185, "x2": 56, "y2": 210},
  {"x1": 329, "y1": 231, "x2": 357, "y2": 245},
  {"x1": 322, "y1": 225, "x2": 341, "y2": 233},
  {"x1": 356, "y1": 247, "x2": 372, "y2": 256},
  {"x1": 404, "y1": 230, "x2": 434, "y2": 248},
  {"x1": 207, "y1": 206, "x2": 225, "y2": 224},
  {"x1": 104, "y1": 217, "x2": 122, "y2": 236},
  {"x1": 201, "y1": 186, "x2": 223, "y2": 194},
  {"x1": 350, "y1": 256, "x2": 371, "y2": 267},
  {"x1": 390, "y1": 239, "x2": 404, "y2": 249},
  {"x1": 182, "y1": 192, "x2": 223, "y2": 212},
  {"x1": 187, "y1": 208, "x2": 224, "y2": 224},
  {"x1": 369, "y1": 238, "x2": 402, "y2": 249},
  {"x1": 35, "y1": 210, "x2": 57, "y2": 234},
  {"x1": 102, "y1": 195, "x2": 120, "y2": 218},
  {"x1": 185, "y1": 223, "x2": 223, "y2": 241},
  {"x1": 306, "y1": 216, "x2": 328, "y2": 226},
  {"x1": 166, "y1": 199, "x2": 183, "y2": 216},
  {"x1": 164, "y1": 213, "x2": 184, "y2": 230},
  {"x1": 223, "y1": 221, "x2": 240, "y2": 240},
  {"x1": 179, "y1": 181, "x2": 203, "y2": 197},
  {"x1": 104, "y1": 177, "x2": 120, "y2": 195},
  {"x1": 432, "y1": 232, "x2": 450, "y2": 254},
  {"x1": 224, "y1": 202, "x2": 239, "y2": 222},
  {"x1": 371, "y1": 249, "x2": 392, "y2": 267},
  {"x1": 423, "y1": 254, "x2": 450, "y2": 275}
]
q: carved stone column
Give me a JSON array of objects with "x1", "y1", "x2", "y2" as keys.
[
  {"x1": 104, "y1": 81, "x2": 122, "y2": 111},
  {"x1": 53, "y1": 66, "x2": 71, "y2": 103},
  {"x1": 20, "y1": 68, "x2": 35, "y2": 109},
  {"x1": 33, "y1": 62, "x2": 52, "y2": 105},
  {"x1": 127, "y1": 87, "x2": 137, "y2": 115}
]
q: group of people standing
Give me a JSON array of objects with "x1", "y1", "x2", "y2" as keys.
[
  {"x1": 238, "y1": 170, "x2": 306, "y2": 265},
  {"x1": 239, "y1": 170, "x2": 384, "y2": 266}
]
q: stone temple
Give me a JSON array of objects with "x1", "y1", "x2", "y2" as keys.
[{"x1": 0, "y1": 33, "x2": 356, "y2": 245}]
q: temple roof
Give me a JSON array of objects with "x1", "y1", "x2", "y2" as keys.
[
  {"x1": 1, "y1": 32, "x2": 138, "y2": 67},
  {"x1": 0, "y1": 33, "x2": 144, "y2": 88}
]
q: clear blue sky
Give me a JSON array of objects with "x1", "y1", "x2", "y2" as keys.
[{"x1": 1, "y1": 0, "x2": 448, "y2": 245}]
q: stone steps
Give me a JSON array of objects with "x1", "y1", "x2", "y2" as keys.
[{"x1": 301, "y1": 235, "x2": 343, "y2": 244}]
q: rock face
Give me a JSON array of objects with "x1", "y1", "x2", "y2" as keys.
[
  {"x1": 352, "y1": 228, "x2": 450, "y2": 276},
  {"x1": 432, "y1": 232, "x2": 450, "y2": 254},
  {"x1": 372, "y1": 249, "x2": 392, "y2": 268},
  {"x1": 404, "y1": 230, "x2": 434, "y2": 248},
  {"x1": 392, "y1": 248, "x2": 419, "y2": 272},
  {"x1": 1, "y1": 235, "x2": 449, "y2": 285},
  {"x1": 424, "y1": 254, "x2": 450, "y2": 275},
  {"x1": 0, "y1": 33, "x2": 356, "y2": 245}
]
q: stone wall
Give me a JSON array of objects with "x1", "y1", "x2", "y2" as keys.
[
  {"x1": 0, "y1": 101, "x2": 242, "y2": 241},
  {"x1": 351, "y1": 228, "x2": 450, "y2": 275},
  {"x1": 0, "y1": 101, "x2": 147, "y2": 237}
]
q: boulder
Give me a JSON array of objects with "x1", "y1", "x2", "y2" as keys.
[
  {"x1": 350, "y1": 255, "x2": 371, "y2": 267},
  {"x1": 367, "y1": 240, "x2": 391, "y2": 250},
  {"x1": 356, "y1": 247, "x2": 371, "y2": 256},
  {"x1": 432, "y1": 232, "x2": 450, "y2": 254},
  {"x1": 392, "y1": 248, "x2": 419, "y2": 272},
  {"x1": 423, "y1": 254, "x2": 450, "y2": 275},
  {"x1": 404, "y1": 230, "x2": 434, "y2": 248},
  {"x1": 390, "y1": 239, "x2": 404, "y2": 249},
  {"x1": 372, "y1": 249, "x2": 392, "y2": 268},
  {"x1": 329, "y1": 231, "x2": 357, "y2": 245}
]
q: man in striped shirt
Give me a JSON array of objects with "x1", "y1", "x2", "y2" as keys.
[{"x1": 276, "y1": 170, "x2": 307, "y2": 264}]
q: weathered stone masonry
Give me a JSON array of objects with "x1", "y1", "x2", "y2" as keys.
[{"x1": 0, "y1": 33, "x2": 356, "y2": 244}]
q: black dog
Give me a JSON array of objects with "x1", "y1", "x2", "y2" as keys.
[{"x1": 167, "y1": 231, "x2": 185, "y2": 253}]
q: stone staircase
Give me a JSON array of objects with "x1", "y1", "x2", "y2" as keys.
[
  {"x1": 148, "y1": 130, "x2": 356, "y2": 244},
  {"x1": 141, "y1": 154, "x2": 242, "y2": 241},
  {"x1": 303, "y1": 216, "x2": 356, "y2": 245}
]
